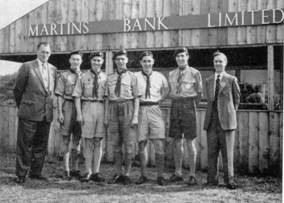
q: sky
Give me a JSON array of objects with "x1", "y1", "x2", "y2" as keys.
[
  {"x1": 0, "y1": 0, "x2": 48, "y2": 29},
  {"x1": 0, "y1": 0, "x2": 48, "y2": 74}
]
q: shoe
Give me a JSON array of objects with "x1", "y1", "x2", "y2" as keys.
[
  {"x1": 226, "y1": 182, "x2": 237, "y2": 190},
  {"x1": 91, "y1": 173, "x2": 105, "y2": 182},
  {"x1": 15, "y1": 176, "x2": 25, "y2": 184},
  {"x1": 136, "y1": 175, "x2": 148, "y2": 185},
  {"x1": 157, "y1": 176, "x2": 166, "y2": 186},
  {"x1": 123, "y1": 175, "x2": 132, "y2": 185},
  {"x1": 80, "y1": 173, "x2": 92, "y2": 182},
  {"x1": 205, "y1": 181, "x2": 218, "y2": 186},
  {"x1": 29, "y1": 174, "x2": 49, "y2": 182},
  {"x1": 168, "y1": 174, "x2": 183, "y2": 182},
  {"x1": 62, "y1": 171, "x2": 72, "y2": 181},
  {"x1": 108, "y1": 174, "x2": 124, "y2": 184},
  {"x1": 187, "y1": 176, "x2": 197, "y2": 186},
  {"x1": 70, "y1": 170, "x2": 81, "y2": 179}
]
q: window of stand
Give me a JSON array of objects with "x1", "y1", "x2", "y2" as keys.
[
  {"x1": 127, "y1": 46, "x2": 282, "y2": 110},
  {"x1": 1, "y1": 46, "x2": 282, "y2": 110}
]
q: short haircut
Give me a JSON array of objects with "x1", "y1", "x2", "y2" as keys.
[
  {"x1": 139, "y1": 51, "x2": 154, "y2": 60},
  {"x1": 174, "y1": 47, "x2": 189, "y2": 58},
  {"x1": 37, "y1": 42, "x2": 50, "y2": 50},
  {"x1": 69, "y1": 51, "x2": 83, "y2": 58},
  {"x1": 113, "y1": 49, "x2": 127, "y2": 60},
  {"x1": 89, "y1": 51, "x2": 104, "y2": 60},
  {"x1": 213, "y1": 50, "x2": 227, "y2": 63}
]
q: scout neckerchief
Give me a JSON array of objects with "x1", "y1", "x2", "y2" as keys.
[
  {"x1": 90, "y1": 69, "x2": 100, "y2": 98},
  {"x1": 70, "y1": 68, "x2": 81, "y2": 85},
  {"x1": 142, "y1": 70, "x2": 152, "y2": 99},
  {"x1": 115, "y1": 69, "x2": 127, "y2": 97},
  {"x1": 176, "y1": 66, "x2": 186, "y2": 94}
]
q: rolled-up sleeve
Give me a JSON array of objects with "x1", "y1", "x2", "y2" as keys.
[
  {"x1": 131, "y1": 74, "x2": 141, "y2": 98},
  {"x1": 161, "y1": 74, "x2": 169, "y2": 89},
  {"x1": 104, "y1": 78, "x2": 109, "y2": 97},
  {"x1": 54, "y1": 74, "x2": 65, "y2": 97},
  {"x1": 194, "y1": 71, "x2": 203, "y2": 93}
]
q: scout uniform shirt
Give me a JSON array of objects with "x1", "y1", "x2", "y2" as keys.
[
  {"x1": 72, "y1": 69, "x2": 107, "y2": 101},
  {"x1": 55, "y1": 70, "x2": 82, "y2": 100},
  {"x1": 105, "y1": 70, "x2": 140, "y2": 101},
  {"x1": 169, "y1": 66, "x2": 202, "y2": 98},
  {"x1": 135, "y1": 71, "x2": 168, "y2": 102}
]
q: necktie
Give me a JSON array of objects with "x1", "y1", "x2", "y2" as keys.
[
  {"x1": 214, "y1": 74, "x2": 220, "y2": 101},
  {"x1": 115, "y1": 70, "x2": 127, "y2": 97},
  {"x1": 142, "y1": 71, "x2": 151, "y2": 99},
  {"x1": 42, "y1": 63, "x2": 48, "y2": 89},
  {"x1": 176, "y1": 68, "x2": 184, "y2": 94},
  {"x1": 90, "y1": 70, "x2": 99, "y2": 98}
]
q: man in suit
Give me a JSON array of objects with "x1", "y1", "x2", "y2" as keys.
[
  {"x1": 203, "y1": 51, "x2": 240, "y2": 189},
  {"x1": 14, "y1": 42, "x2": 57, "y2": 184}
]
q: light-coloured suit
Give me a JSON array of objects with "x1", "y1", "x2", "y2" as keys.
[
  {"x1": 14, "y1": 59, "x2": 57, "y2": 177},
  {"x1": 204, "y1": 72, "x2": 240, "y2": 184},
  {"x1": 204, "y1": 72, "x2": 240, "y2": 131}
]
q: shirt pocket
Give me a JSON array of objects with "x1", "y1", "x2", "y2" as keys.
[
  {"x1": 108, "y1": 80, "x2": 117, "y2": 95},
  {"x1": 151, "y1": 82, "x2": 161, "y2": 94},
  {"x1": 65, "y1": 82, "x2": 76, "y2": 95},
  {"x1": 121, "y1": 80, "x2": 131, "y2": 96},
  {"x1": 169, "y1": 81, "x2": 178, "y2": 90},
  {"x1": 221, "y1": 84, "x2": 232, "y2": 94},
  {"x1": 83, "y1": 82, "x2": 94, "y2": 97},
  {"x1": 182, "y1": 81, "x2": 195, "y2": 90}
]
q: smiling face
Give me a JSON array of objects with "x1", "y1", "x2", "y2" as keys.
[
  {"x1": 140, "y1": 55, "x2": 154, "y2": 74},
  {"x1": 114, "y1": 55, "x2": 128, "y2": 72},
  {"x1": 175, "y1": 52, "x2": 189, "y2": 68},
  {"x1": 37, "y1": 44, "x2": 51, "y2": 63},
  {"x1": 213, "y1": 54, "x2": 227, "y2": 73},
  {"x1": 90, "y1": 56, "x2": 104, "y2": 73},
  {"x1": 69, "y1": 54, "x2": 82, "y2": 72}
]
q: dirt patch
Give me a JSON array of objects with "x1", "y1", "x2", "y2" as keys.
[{"x1": 0, "y1": 153, "x2": 281, "y2": 203}]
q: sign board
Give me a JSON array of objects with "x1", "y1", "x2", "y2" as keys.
[{"x1": 29, "y1": 8, "x2": 284, "y2": 37}]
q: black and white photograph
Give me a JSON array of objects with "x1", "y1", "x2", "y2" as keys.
[{"x1": 0, "y1": 0, "x2": 283, "y2": 202}]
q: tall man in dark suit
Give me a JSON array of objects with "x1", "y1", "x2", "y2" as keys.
[
  {"x1": 204, "y1": 51, "x2": 240, "y2": 189},
  {"x1": 14, "y1": 42, "x2": 57, "y2": 184}
]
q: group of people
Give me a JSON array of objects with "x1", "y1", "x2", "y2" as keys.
[{"x1": 13, "y1": 42, "x2": 240, "y2": 190}]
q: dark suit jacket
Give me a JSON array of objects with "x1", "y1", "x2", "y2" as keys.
[
  {"x1": 203, "y1": 72, "x2": 240, "y2": 131},
  {"x1": 14, "y1": 59, "x2": 57, "y2": 122}
]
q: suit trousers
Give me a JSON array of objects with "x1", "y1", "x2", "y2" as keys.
[
  {"x1": 16, "y1": 118, "x2": 51, "y2": 177},
  {"x1": 207, "y1": 103, "x2": 235, "y2": 184}
]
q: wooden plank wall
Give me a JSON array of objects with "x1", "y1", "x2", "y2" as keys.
[
  {"x1": 0, "y1": 0, "x2": 283, "y2": 54},
  {"x1": 0, "y1": 105, "x2": 282, "y2": 176}
]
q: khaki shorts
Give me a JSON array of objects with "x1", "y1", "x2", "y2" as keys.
[
  {"x1": 137, "y1": 105, "x2": 165, "y2": 142},
  {"x1": 81, "y1": 101, "x2": 105, "y2": 139},
  {"x1": 60, "y1": 100, "x2": 81, "y2": 144},
  {"x1": 108, "y1": 100, "x2": 135, "y2": 148},
  {"x1": 169, "y1": 97, "x2": 197, "y2": 140}
]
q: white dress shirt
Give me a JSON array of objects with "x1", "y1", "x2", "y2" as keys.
[
  {"x1": 214, "y1": 71, "x2": 225, "y2": 97},
  {"x1": 37, "y1": 59, "x2": 49, "y2": 89}
]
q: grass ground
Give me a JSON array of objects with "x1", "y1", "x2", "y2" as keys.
[{"x1": 0, "y1": 153, "x2": 282, "y2": 203}]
